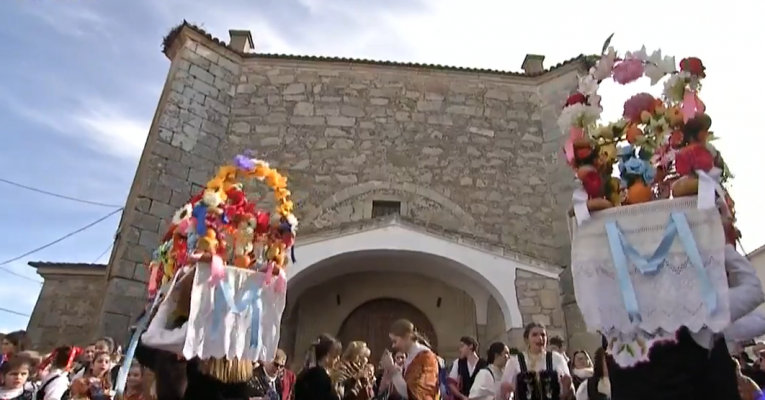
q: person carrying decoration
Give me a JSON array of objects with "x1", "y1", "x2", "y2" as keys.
[
  {"x1": 111, "y1": 153, "x2": 299, "y2": 400},
  {"x1": 563, "y1": 36, "x2": 763, "y2": 400}
]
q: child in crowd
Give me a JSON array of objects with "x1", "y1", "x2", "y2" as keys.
[
  {"x1": 125, "y1": 362, "x2": 148, "y2": 400},
  {"x1": 0, "y1": 357, "x2": 35, "y2": 400},
  {"x1": 83, "y1": 352, "x2": 113, "y2": 400}
]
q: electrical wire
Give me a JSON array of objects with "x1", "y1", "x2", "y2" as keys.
[
  {"x1": 0, "y1": 208, "x2": 123, "y2": 267},
  {"x1": 0, "y1": 266, "x2": 42, "y2": 285},
  {"x1": 0, "y1": 177, "x2": 124, "y2": 208},
  {"x1": 0, "y1": 307, "x2": 30, "y2": 318},
  {"x1": 93, "y1": 243, "x2": 114, "y2": 264}
]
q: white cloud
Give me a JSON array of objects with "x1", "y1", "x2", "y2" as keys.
[
  {"x1": 70, "y1": 102, "x2": 149, "y2": 160},
  {"x1": 0, "y1": 91, "x2": 147, "y2": 161},
  {"x1": 20, "y1": 2, "x2": 112, "y2": 39}
]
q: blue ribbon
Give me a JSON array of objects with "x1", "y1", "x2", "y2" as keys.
[
  {"x1": 114, "y1": 270, "x2": 184, "y2": 398},
  {"x1": 192, "y1": 204, "x2": 208, "y2": 235},
  {"x1": 210, "y1": 270, "x2": 263, "y2": 349},
  {"x1": 605, "y1": 211, "x2": 718, "y2": 323}
]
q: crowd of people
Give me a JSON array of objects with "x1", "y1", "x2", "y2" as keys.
[{"x1": 5, "y1": 316, "x2": 765, "y2": 400}]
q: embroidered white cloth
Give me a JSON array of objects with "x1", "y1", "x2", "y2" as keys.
[
  {"x1": 141, "y1": 263, "x2": 286, "y2": 362},
  {"x1": 571, "y1": 197, "x2": 729, "y2": 335}
]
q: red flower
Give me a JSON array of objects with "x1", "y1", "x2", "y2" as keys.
[
  {"x1": 581, "y1": 169, "x2": 604, "y2": 199},
  {"x1": 254, "y1": 211, "x2": 271, "y2": 234},
  {"x1": 565, "y1": 93, "x2": 587, "y2": 108},
  {"x1": 680, "y1": 57, "x2": 706, "y2": 78},
  {"x1": 675, "y1": 144, "x2": 714, "y2": 176}
]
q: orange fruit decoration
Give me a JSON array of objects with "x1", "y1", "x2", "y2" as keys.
[
  {"x1": 625, "y1": 124, "x2": 642, "y2": 144},
  {"x1": 625, "y1": 181, "x2": 653, "y2": 205}
]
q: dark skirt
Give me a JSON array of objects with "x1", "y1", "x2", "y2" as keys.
[{"x1": 608, "y1": 328, "x2": 741, "y2": 400}]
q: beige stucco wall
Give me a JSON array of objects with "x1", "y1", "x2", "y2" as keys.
[{"x1": 95, "y1": 26, "x2": 593, "y2": 349}]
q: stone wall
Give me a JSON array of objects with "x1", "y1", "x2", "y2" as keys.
[
  {"x1": 27, "y1": 274, "x2": 106, "y2": 351},
  {"x1": 97, "y1": 26, "x2": 588, "y2": 343}
]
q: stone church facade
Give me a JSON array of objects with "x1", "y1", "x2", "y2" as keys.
[{"x1": 26, "y1": 22, "x2": 599, "y2": 362}]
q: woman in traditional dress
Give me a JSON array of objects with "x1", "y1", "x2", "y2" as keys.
[
  {"x1": 574, "y1": 348, "x2": 609, "y2": 400},
  {"x1": 379, "y1": 319, "x2": 439, "y2": 400},
  {"x1": 499, "y1": 322, "x2": 573, "y2": 400},
  {"x1": 294, "y1": 333, "x2": 343, "y2": 400},
  {"x1": 569, "y1": 351, "x2": 593, "y2": 391},
  {"x1": 468, "y1": 342, "x2": 509, "y2": 400}
]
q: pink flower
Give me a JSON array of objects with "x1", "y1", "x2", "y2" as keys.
[
  {"x1": 612, "y1": 59, "x2": 645, "y2": 85},
  {"x1": 623, "y1": 93, "x2": 656, "y2": 122}
]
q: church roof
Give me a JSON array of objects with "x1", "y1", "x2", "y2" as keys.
[{"x1": 163, "y1": 21, "x2": 595, "y2": 78}]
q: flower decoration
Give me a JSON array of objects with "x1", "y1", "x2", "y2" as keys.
[
  {"x1": 146, "y1": 153, "x2": 299, "y2": 299},
  {"x1": 674, "y1": 144, "x2": 714, "y2": 176},
  {"x1": 562, "y1": 34, "x2": 734, "y2": 213}
]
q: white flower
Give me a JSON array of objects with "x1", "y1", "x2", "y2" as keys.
[
  {"x1": 593, "y1": 47, "x2": 617, "y2": 81},
  {"x1": 644, "y1": 50, "x2": 677, "y2": 86},
  {"x1": 558, "y1": 103, "x2": 602, "y2": 133},
  {"x1": 202, "y1": 189, "x2": 225, "y2": 207},
  {"x1": 578, "y1": 75, "x2": 599, "y2": 96},
  {"x1": 626, "y1": 46, "x2": 649, "y2": 61},
  {"x1": 286, "y1": 213, "x2": 299, "y2": 233},
  {"x1": 662, "y1": 74, "x2": 687, "y2": 103},
  {"x1": 172, "y1": 204, "x2": 194, "y2": 224}
]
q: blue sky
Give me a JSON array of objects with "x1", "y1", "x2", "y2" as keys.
[{"x1": 0, "y1": 0, "x2": 762, "y2": 333}]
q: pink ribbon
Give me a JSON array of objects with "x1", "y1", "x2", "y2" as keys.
[
  {"x1": 681, "y1": 90, "x2": 706, "y2": 122},
  {"x1": 564, "y1": 127, "x2": 585, "y2": 164},
  {"x1": 147, "y1": 263, "x2": 160, "y2": 298},
  {"x1": 274, "y1": 270, "x2": 287, "y2": 294},
  {"x1": 208, "y1": 254, "x2": 226, "y2": 285}
]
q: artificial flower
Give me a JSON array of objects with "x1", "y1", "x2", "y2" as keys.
[
  {"x1": 619, "y1": 156, "x2": 655, "y2": 185},
  {"x1": 617, "y1": 144, "x2": 634, "y2": 159},
  {"x1": 680, "y1": 57, "x2": 706, "y2": 78},
  {"x1": 675, "y1": 144, "x2": 714, "y2": 176},
  {"x1": 643, "y1": 49, "x2": 676, "y2": 85},
  {"x1": 557, "y1": 103, "x2": 602, "y2": 133},
  {"x1": 172, "y1": 204, "x2": 194, "y2": 225},
  {"x1": 565, "y1": 93, "x2": 587, "y2": 107},
  {"x1": 233, "y1": 154, "x2": 255, "y2": 170},
  {"x1": 574, "y1": 140, "x2": 596, "y2": 162},
  {"x1": 578, "y1": 75, "x2": 599, "y2": 96},
  {"x1": 626, "y1": 46, "x2": 649, "y2": 62},
  {"x1": 599, "y1": 143, "x2": 618, "y2": 163},
  {"x1": 613, "y1": 59, "x2": 645, "y2": 85},
  {"x1": 592, "y1": 47, "x2": 617, "y2": 81},
  {"x1": 579, "y1": 168, "x2": 604, "y2": 198},
  {"x1": 662, "y1": 73, "x2": 688, "y2": 103},
  {"x1": 254, "y1": 211, "x2": 271, "y2": 234},
  {"x1": 592, "y1": 124, "x2": 615, "y2": 139},
  {"x1": 669, "y1": 129, "x2": 684, "y2": 148},
  {"x1": 623, "y1": 93, "x2": 657, "y2": 122}
]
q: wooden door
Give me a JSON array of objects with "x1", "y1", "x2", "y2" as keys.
[{"x1": 337, "y1": 298, "x2": 438, "y2": 367}]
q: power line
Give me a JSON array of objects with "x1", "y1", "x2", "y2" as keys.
[
  {"x1": 0, "y1": 307, "x2": 30, "y2": 318},
  {"x1": 0, "y1": 178, "x2": 124, "y2": 208},
  {"x1": 93, "y1": 243, "x2": 114, "y2": 264},
  {"x1": 0, "y1": 266, "x2": 42, "y2": 285},
  {"x1": 0, "y1": 208, "x2": 123, "y2": 267}
]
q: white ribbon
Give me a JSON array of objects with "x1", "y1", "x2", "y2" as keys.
[
  {"x1": 572, "y1": 187, "x2": 591, "y2": 225},
  {"x1": 696, "y1": 167, "x2": 727, "y2": 213}
]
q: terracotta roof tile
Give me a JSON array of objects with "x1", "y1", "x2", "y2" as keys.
[{"x1": 163, "y1": 21, "x2": 595, "y2": 77}]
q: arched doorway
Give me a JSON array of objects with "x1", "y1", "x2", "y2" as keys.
[{"x1": 337, "y1": 298, "x2": 438, "y2": 366}]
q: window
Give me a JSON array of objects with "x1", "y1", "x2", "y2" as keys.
[{"x1": 371, "y1": 200, "x2": 402, "y2": 218}]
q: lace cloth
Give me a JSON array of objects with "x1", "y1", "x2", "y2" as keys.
[
  {"x1": 571, "y1": 197, "x2": 729, "y2": 336},
  {"x1": 142, "y1": 263, "x2": 286, "y2": 362}
]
